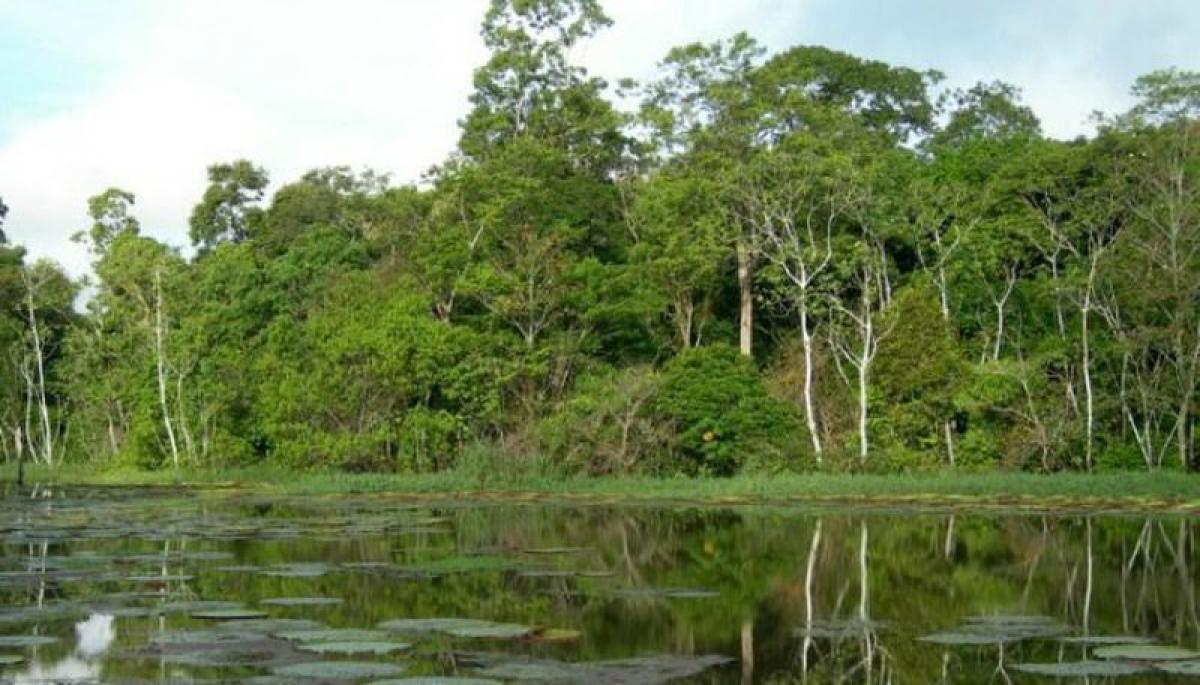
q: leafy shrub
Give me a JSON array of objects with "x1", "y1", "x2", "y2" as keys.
[
  {"x1": 535, "y1": 365, "x2": 670, "y2": 475},
  {"x1": 1095, "y1": 442, "x2": 1147, "y2": 472},
  {"x1": 396, "y1": 408, "x2": 465, "y2": 473},
  {"x1": 654, "y1": 344, "x2": 806, "y2": 475},
  {"x1": 875, "y1": 283, "x2": 967, "y2": 458}
]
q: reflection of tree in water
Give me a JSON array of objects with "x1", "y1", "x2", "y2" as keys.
[
  {"x1": 786, "y1": 519, "x2": 893, "y2": 684},
  {"x1": 761, "y1": 514, "x2": 1198, "y2": 684},
  {"x1": 1, "y1": 492, "x2": 1197, "y2": 683}
]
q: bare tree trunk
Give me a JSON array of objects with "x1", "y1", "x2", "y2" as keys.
[
  {"x1": 990, "y1": 264, "x2": 1018, "y2": 362},
  {"x1": 740, "y1": 619, "x2": 754, "y2": 685},
  {"x1": 737, "y1": 241, "x2": 754, "y2": 357},
  {"x1": 175, "y1": 367, "x2": 195, "y2": 462},
  {"x1": 858, "y1": 521, "x2": 870, "y2": 621},
  {"x1": 154, "y1": 269, "x2": 180, "y2": 469},
  {"x1": 1178, "y1": 397, "x2": 1192, "y2": 471},
  {"x1": 106, "y1": 410, "x2": 119, "y2": 455},
  {"x1": 944, "y1": 514, "x2": 956, "y2": 559},
  {"x1": 833, "y1": 262, "x2": 885, "y2": 464},
  {"x1": 858, "y1": 521, "x2": 874, "y2": 683},
  {"x1": 673, "y1": 296, "x2": 695, "y2": 350},
  {"x1": 1081, "y1": 295, "x2": 1095, "y2": 472},
  {"x1": 22, "y1": 271, "x2": 54, "y2": 467},
  {"x1": 944, "y1": 420, "x2": 956, "y2": 467},
  {"x1": 1083, "y1": 518, "x2": 1094, "y2": 638},
  {"x1": 858, "y1": 328, "x2": 870, "y2": 463},
  {"x1": 801, "y1": 520, "x2": 822, "y2": 681},
  {"x1": 1080, "y1": 249, "x2": 1104, "y2": 472},
  {"x1": 799, "y1": 301, "x2": 823, "y2": 461},
  {"x1": 20, "y1": 355, "x2": 34, "y2": 460}
]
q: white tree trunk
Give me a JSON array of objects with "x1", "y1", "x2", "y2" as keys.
[
  {"x1": 1081, "y1": 298, "x2": 1095, "y2": 472},
  {"x1": 944, "y1": 420, "x2": 956, "y2": 466},
  {"x1": 990, "y1": 267, "x2": 1017, "y2": 361},
  {"x1": 799, "y1": 301, "x2": 823, "y2": 461},
  {"x1": 21, "y1": 271, "x2": 54, "y2": 467},
  {"x1": 858, "y1": 337, "x2": 870, "y2": 463},
  {"x1": 737, "y1": 241, "x2": 754, "y2": 357},
  {"x1": 801, "y1": 520, "x2": 821, "y2": 678},
  {"x1": 154, "y1": 269, "x2": 180, "y2": 469}
]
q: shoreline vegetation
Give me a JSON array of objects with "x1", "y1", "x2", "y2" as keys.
[
  {"x1": 2, "y1": 0, "x2": 1198, "y2": 483},
  {"x1": 4, "y1": 464, "x2": 1198, "y2": 513}
]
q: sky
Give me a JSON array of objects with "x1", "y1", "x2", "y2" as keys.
[{"x1": 1, "y1": 0, "x2": 1196, "y2": 278}]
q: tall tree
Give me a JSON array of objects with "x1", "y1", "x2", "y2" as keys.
[
  {"x1": 189, "y1": 160, "x2": 269, "y2": 250},
  {"x1": 639, "y1": 33, "x2": 764, "y2": 357},
  {"x1": 460, "y1": 0, "x2": 623, "y2": 171},
  {"x1": 1106, "y1": 70, "x2": 1200, "y2": 469}
]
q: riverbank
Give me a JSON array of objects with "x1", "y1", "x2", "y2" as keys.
[{"x1": 3, "y1": 463, "x2": 1199, "y2": 513}]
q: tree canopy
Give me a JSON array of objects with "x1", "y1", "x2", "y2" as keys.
[{"x1": 2, "y1": 0, "x2": 1197, "y2": 475}]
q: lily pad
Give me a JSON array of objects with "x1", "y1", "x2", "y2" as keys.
[
  {"x1": 298, "y1": 641, "x2": 411, "y2": 655},
  {"x1": 273, "y1": 661, "x2": 407, "y2": 680},
  {"x1": 1059, "y1": 635, "x2": 1156, "y2": 645},
  {"x1": 277, "y1": 628, "x2": 391, "y2": 643},
  {"x1": 962, "y1": 616, "x2": 1066, "y2": 639},
  {"x1": 261, "y1": 597, "x2": 343, "y2": 607},
  {"x1": 795, "y1": 619, "x2": 887, "y2": 640},
  {"x1": 0, "y1": 605, "x2": 83, "y2": 625},
  {"x1": 475, "y1": 653, "x2": 733, "y2": 684},
  {"x1": 517, "y1": 570, "x2": 578, "y2": 579},
  {"x1": 92, "y1": 605, "x2": 154, "y2": 618},
  {"x1": 127, "y1": 574, "x2": 193, "y2": 583},
  {"x1": 216, "y1": 565, "x2": 265, "y2": 573},
  {"x1": 217, "y1": 618, "x2": 323, "y2": 633},
  {"x1": 151, "y1": 629, "x2": 265, "y2": 645},
  {"x1": 192, "y1": 608, "x2": 269, "y2": 620},
  {"x1": 475, "y1": 661, "x2": 589, "y2": 681},
  {"x1": 447, "y1": 623, "x2": 531, "y2": 640},
  {"x1": 0, "y1": 635, "x2": 59, "y2": 647},
  {"x1": 368, "y1": 680, "x2": 500, "y2": 685},
  {"x1": 919, "y1": 631, "x2": 1007, "y2": 646},
  {"x1": 154, "y1": 600, "x2": 244, "y2": 614},
  {"x1": 261, "y1": 563, "x2": 330, "y2": 578},
  {"x1": 1094, "y1": 644, "x2": 1200, "y2": 661},
  {"x1": 142, "y1": 633, "x2": 300, "y2": 668},
  {"x1": 1012, "y1": 660, "x2": 1151, "y2": 676},
  {"x1": 380, "y1": 618, "x2": 495, "y2": 634},
  {"x1": 1156, "y1": 661, "x2": 1200, "y2": 675}
]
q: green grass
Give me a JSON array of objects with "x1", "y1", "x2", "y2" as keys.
[{"x1": 3, "y1": 462, "x2": 1198, "y2": 512}]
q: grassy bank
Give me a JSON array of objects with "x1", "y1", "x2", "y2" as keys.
[{"x1": 3, "y1": 462, "x2": 1199, "y2": 512}]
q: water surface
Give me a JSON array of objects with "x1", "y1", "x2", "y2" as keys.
[{"x1": 0, "y1": 486, "x2": 1197, "y2": 683}]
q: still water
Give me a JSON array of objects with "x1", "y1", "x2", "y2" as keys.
[{"x1": 0, "y1": 486, "x2": 1197, "y2": 684}]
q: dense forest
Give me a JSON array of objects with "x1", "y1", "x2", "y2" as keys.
[{"x1": 1, "y1": 0, "x2": 1197, "y2": 476}]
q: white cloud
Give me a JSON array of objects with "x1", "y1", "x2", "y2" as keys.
[
  {"x1": 1, "y1": 0, "x2": 491, "y2": 276},
  {"x1": 0, "y1": 0, "x2": 807, "y2": 277},
  {"x1": 0, "y1": 0, "x2": 1193, "y2": 277}
]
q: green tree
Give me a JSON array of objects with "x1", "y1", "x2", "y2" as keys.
[{"x1": 189, "y1": 160, "x2": 269, "y2": 250}]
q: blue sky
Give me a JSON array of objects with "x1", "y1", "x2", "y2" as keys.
[{"x1": 1, "y1": 0, "x2": 1196, "y2": 276}]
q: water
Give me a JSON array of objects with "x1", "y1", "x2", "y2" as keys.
[{"x1": 0, "y1": 486, "x2": 1197, "y2": 683}]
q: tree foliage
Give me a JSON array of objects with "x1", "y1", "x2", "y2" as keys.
[{"x1": 1, "y1": 5, "x2": 1196, "y2": 475}]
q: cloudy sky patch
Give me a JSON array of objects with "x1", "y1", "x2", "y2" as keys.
[{"x1": 1, "y1": 0, "x2": 1195, "y2": 276}]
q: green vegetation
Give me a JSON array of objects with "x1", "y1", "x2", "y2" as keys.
[
  {"x1": 6, "y1": 462, "x2": 1198, "y2": 512},
  {"x1": 1, "y1": 0, "x2": 1198, "y2": 480}
]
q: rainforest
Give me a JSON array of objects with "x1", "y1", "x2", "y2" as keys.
[{"x1": 1, "y1": 0, "x2": 1199, "y2": 481}]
